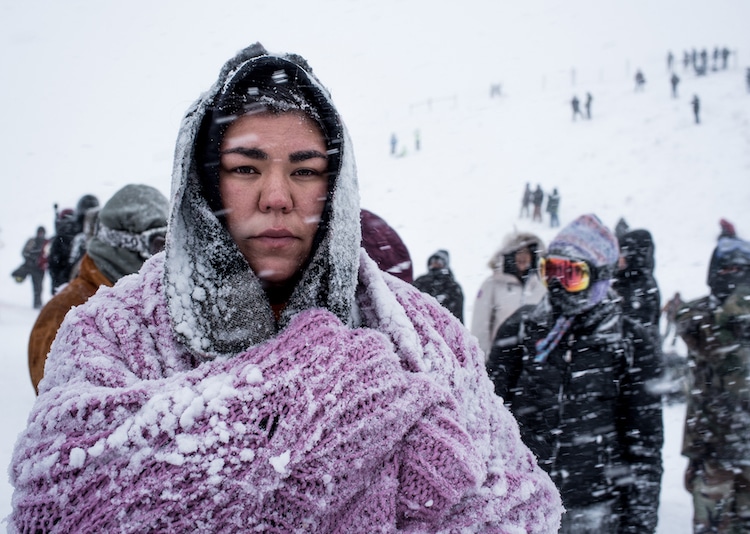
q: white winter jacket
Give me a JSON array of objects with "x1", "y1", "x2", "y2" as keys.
[{"x1": 471, "y1": 233, "x2": 546, "y2": 359}]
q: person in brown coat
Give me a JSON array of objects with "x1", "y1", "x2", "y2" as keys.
[{"x1": 28, "y1": 184, "x2": 169, "y2": 393}]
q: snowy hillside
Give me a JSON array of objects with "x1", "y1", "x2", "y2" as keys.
[{"x1": 1, "y1": 0, "x2": 749, "y2": 530}]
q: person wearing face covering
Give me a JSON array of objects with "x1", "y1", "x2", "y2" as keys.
[
  {"x1": 26, "y1": 183, "x2": 169, "y2": 395},
  {"x1": 9, "y1": 43, "x2": 562, "y2": 533},
  {"x1": 677, "y1": 227, "x2": 750, "y2": 533},
  {"x1": 487, "y1": 214, "x2": 664, "y2": 534}
]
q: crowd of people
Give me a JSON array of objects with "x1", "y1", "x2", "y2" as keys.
[
  {"x1": 8, "y1": 42, "x2": 750, "y2": 533},
  {"x1": 643, "y1": 46, "x2": 742, "y2": 127}
]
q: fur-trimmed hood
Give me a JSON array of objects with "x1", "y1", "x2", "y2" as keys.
[
  {"x1": 163, "y1": 44, "x2": 360, "y2": 359},
  {"x1": 488, "y1": 231, "x2": 545, "y2": 274}
]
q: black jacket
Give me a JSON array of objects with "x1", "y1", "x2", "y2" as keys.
[
  {"x1": 48, "y1": 213, "x2": 80, "y2": 292},
  {"x1": 413, "y1": 268, "x2": 464, "y2": 323},
  {"x1": 487, "y1": 295, "x2": 663, "y2": 533},
  {"x1": 613, "y1": 229, "x2": 662, "y2": 356}
]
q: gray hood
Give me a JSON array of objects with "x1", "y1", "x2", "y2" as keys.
[
  {"x1": 164, "y1": 44, "x2": 360, "y2": 359},
  {"x1": 88, "y1": 184, "x2": 169, "y2": 283}
]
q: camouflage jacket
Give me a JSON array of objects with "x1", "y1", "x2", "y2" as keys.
[{"x1": 677, "y1": 283, "x2": 750, "y2": 464}]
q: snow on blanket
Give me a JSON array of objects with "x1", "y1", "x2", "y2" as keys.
[{"x1": 9, "y1": 255, "x2": 562, "y2": 533}]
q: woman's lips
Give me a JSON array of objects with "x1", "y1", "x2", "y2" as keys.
[{"x1": 253, "y1": 229, "x2": 297, "y2": 248}]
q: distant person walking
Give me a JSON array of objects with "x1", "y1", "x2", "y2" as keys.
[
  {"x1": 520, "y1": 182, "x2": 532, "y2": 218},
  {"x1": 389, "y1": 132, "x2": 397, "y2": 155},
  {"x1": 661, "y1": 291, "x2": 684, "y2": 346},
  {"x1": 670, "y1": 73, "x2": 680, "y2": 98},
  {"x1": 12, "y1": 226, "x2": 48, "y2": 309},
  {"x1": 584, "y1": 93, "x2": 592, "y2": 119},
  {"x1": 546, "y1": 188, "x2": 561, "y2": 227},
  {"x1": 571, "y1": 95, "x2": 583, "y2": 121},
  {"x1": 746, "y1": 67, "x2": 750, "y2": 93},
  {"x1": 635, "y1": 69, "x2": 646, "y2": 91},
  {"x1": 691, "y1": 94, "x2": 701, "y2": 124},
  {"x1": 532, "y1": 184, "x2": 544, "y2": 222}
]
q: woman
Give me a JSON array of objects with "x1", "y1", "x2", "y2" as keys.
[
  {"x1": 10, "y1": 44, "x2": 562, "y2": 533},
  {"x1": 471, "y1": 231, "x2": 546, "y2": 358}
]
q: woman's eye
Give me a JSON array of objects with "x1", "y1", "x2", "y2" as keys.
[
  {"x1": 233, "y1": 166, "x2": 258, "y2": 174},
  {"x1": 292, "y1": 168, "x2": 323, "y2": 178}
]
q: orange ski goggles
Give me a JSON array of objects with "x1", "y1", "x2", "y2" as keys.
[{"x1": 539, "y1": 256, "x2": 592, "y2": 293}]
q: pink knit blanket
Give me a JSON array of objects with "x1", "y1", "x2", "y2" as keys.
[{"x1": 10, "y1": 256, "x2": 561, "y2": 533}]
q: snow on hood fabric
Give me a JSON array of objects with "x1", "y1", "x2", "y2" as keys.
[
  {"x1": 9, "y1": 44, "x2": 562, "y2": 533},
  {"x1": 87, "y1": 183, "x2": 169, "y2": 283}
]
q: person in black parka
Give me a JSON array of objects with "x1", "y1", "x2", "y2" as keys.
[
  {"x1": 47, "y1": 194, "x2": 100, "y2": 294},
  {"x1": 613, "y1": 227, "x2": 662, "y2": 345},
  {"x1": 487, "y1": 214, "x2": 663, "y2": 533},
  {"x1": 413, "y1": 249, "x2": 464, "y2": 323},
  {"x1": 46, "y1": 207, "x2": 78, "y2": 295}
]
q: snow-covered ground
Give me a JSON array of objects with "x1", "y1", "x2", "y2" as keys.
[{"x1": 2, "y1": 0, "x2": 749, "y2": 530}]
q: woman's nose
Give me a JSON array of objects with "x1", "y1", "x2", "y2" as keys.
[{"x1": 259, "y1": 171, "x2": 292, "y2": 213}]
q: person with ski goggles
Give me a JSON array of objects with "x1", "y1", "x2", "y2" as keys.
[{"x1": 487, "y1": 213, "x2": 664, "y2": 533}]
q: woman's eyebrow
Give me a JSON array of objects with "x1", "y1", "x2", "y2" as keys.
[
  {"x1": 220, "y1": 147, "x2": 267, "y2": 159},
  {"x1": 290, "y1": 150, "x2": 328, "y2": 163}
]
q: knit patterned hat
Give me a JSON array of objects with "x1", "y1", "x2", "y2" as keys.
[{"x1": 547, "y1": 214, "x2": 619, "y2": 268}]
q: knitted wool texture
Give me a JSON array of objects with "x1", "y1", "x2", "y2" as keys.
[{"x1": 9, "y1": 253, "x2": 562, "y2": 533}]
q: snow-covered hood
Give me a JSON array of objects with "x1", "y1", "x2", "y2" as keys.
[{"x1": 163, "y1": 44, "x2": 360, "y2": 359}]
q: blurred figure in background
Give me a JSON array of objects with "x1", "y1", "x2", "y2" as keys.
[
  {"x1": 46, "y1": 194, "x2": 99, "y2": 294},
  {"x1": 46, "y1": 206, "x2": 77, "y2": 294},
  {"x1": 68, "y1": 204, "x2": 102, "y2": 277},
  {"x1": 28, "y1": 184, "x2": 168, "y2": 394},
  {"x1": 12, "y1": 226, "x2": 48, "y2": 309},
  {"x1": 413, "y1": 249, "x2": 464, "y2": 322},
  {"x1": 471, "y1": 231, "x2": 546, "y2": 359},
  {"x1": 546, "y1": 188, "x2": 561, "y2": 228},
  {"x1": 359, "y1": 208, "x2": 413, "y2": 283},
  {"x1": 487, "y1": 214, "x2": 663, "y2": 533},
  {"x1": 520, "y1": 182, "x2": 532, "y2": 218},
  {"x1": 532, "y1": 184, "x2": 545, "y2": 222},
  {"x1": 692, "y1": 94, "x2": 701, "y2": 124},
  {"x1": 661, "y1": 291, "x2": 685, "y2": 346},
  {"x1": 678, "y1": 230, "x2": 750, "y2": 533},
  {"x1": 613, "y1": 227, "x2": 662, "y2": 345}
]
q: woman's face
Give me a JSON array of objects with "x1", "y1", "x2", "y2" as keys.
[
  {"x1": 515, "y1": 248, "x2": 532, "y2": 272},
  {"x1": 219, "y1": 111, "x2": 329, "y2": 285}
]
